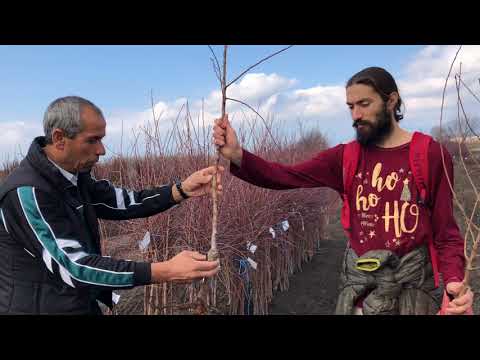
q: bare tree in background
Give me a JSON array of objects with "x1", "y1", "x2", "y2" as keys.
[
  {"x1": 437, "y1": 47, "x2": 480, "y2": 307},
  {"x1": 193, "y1": 45, "x2": 294, "y2": 314}
]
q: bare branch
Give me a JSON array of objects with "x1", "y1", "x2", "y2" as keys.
[
  {"x1": 226, "y1": 45, "x2": 293, "y2": 88},
  {"x1": 456, "y1": 74, "x2": 480, "y2": 140},
  {"x1": 455, "y1": 77, "x2": 480, "y2": 204},
  {"x1": 210, "y1": 58, "x2": 222, "y2": 84},
  {"x1": 208, "y1": 45, "x2": 222, "y2": 85},
  {"x1": 226, "y1": 97, "x2": 281, "y2": 152},
  {"x1": 222, "y1": 46, "x2": 227, "y2": 115},
  {"x1": 209, "y1": 45, "x2": 228, "y2": 262},
  {"x1": 458, "y1": 77, "x2": 480, "y2": 104},
  {"x1": 438, "y1": 46, "x2": 470, "y2": 222}
]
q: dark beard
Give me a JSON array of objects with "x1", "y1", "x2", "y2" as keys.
[{"x1": 353, "y1": 105, "x2": 393, "y2": 146}]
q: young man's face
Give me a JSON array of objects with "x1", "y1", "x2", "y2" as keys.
[
  {"x1": 62, "y1": 105, "x2": 106, "y2": 173},
  {"x1": 346, "y1": 83, "x2": 394, "y2": 146}
]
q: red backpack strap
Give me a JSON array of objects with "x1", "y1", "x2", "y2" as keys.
[
  {"x1": 409, "y1": 131, "x2": 440, "y2": 287},
  {"x1": 409, "y1": 132, "x2": 431, "y2": 206},
  {"x1": 341, "y1": 141, "x2": 361, "y2": 238}
]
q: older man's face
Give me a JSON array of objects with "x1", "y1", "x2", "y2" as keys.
[{"x1": 63, "y1": 105, "x2": 106, "y2": 172}]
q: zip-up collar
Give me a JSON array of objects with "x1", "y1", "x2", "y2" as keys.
[
  {"x1": 26, "y1": 137, "x2": 82, "y2": 191},
  {"x1": 47, "y1": 157, "x2": 78, "y2": 187}
]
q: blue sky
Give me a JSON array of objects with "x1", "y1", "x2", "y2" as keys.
[
  {"x1": 0, "y1": 45, "x2": 478, "y2": 159},
  {"x1": 0, "y1": 45, "x2": 421, "y2": 112}
]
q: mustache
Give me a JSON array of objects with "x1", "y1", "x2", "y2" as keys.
[{"x1": 353, "y1": 120, "x2": 371, "y2": 128}]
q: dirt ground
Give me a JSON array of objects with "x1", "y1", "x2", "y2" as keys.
[
  {"x1": 269, "y1": 238, "x2": 347, "y2": 315},
  {"x1": 268, "y1": 211, "x2": 480, "y2": 315},
  {"x1": 268, "y1": 206, "x2": 347, "y2": 315},
  {"x1": 104, "y1": 212, "x2": 480, "y2": 315}
]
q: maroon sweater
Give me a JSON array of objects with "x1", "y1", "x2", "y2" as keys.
[{"x1": 231, "y1": 141, "x2": 465, "y2": 285}]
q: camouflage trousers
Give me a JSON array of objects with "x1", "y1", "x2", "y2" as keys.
[{"x1": 335, "y1": 244, "x2": 442, "y2": 315}]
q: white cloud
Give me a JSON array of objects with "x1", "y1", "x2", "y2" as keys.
[
  {"x1": 405, "y1": 45, "x2": 480, "y2": 81},
  {"x1": 401, "y1": 45, "x2": 480, "y2": 100},
  {"x1": 227, "y1": 73, "x2": 297, "y2": 103},
  {"x1": 101, "y1": 45, "x2": 480, "y2": 149},
  {"x1": 287, "y1": 85, "x2": 346, "y2": 118},
  {"x1": 399, "y1": 45, "x2": 480, "y2": 132},
  {"x1": 0, "y1": 121, "x2": 42, "y2": 160},
  {"x1": 2, "y1": 45, "x2": 480, "y2": 160},
  {"x1": 199, "y1": 73, "x2": 297, "y2": 116},
  {"x1": 404, "y1": 96, "x2": 446, "y2": 112},
  {"x1": 97, "y1": 71, "x2": 351, "y2": 152},
  {"x1": 103, "y1": 97, "x2": 192, "y2": 155},
  {"x1": 100, "y1": 73, "x2": 298, "y2": 150},
  {"x1": 399, "y1": 77, "x2": 450, "y2": 97}
]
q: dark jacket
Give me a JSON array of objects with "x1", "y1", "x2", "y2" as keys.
[
  {"x1": 335, "y1": 245, "x2": 442, "y2": 315},
  {"x1": 0, "y1": 137, "x2": 177, "y2": 314}
]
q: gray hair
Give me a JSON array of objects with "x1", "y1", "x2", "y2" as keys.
[{"x1": 43, "y1": 96, "x2": 104, "y2": 144}]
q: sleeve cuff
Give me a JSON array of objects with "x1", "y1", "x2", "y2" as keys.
[
  {"x1": 230, "y1": 148, "x2": 247, "y2": 174},
  {"x1": 443, "y1": 276, "x2": 462, "y2": 287},
  {"x1": 134, "y1": 261, "x2": 152, "y2": 286}
]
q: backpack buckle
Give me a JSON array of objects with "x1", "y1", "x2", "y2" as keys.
[{"x1": 417, "y1": 188, "x2": 428, "y2": 207}]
